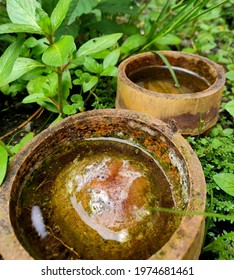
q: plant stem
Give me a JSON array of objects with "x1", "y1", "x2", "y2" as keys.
[
  {"x1": 47, "y1": 34, "x2": 54, "y2": 45},
  {"x1": 152, "y1": 207, "x2": 234, "y2": 221},
  {"x1": 57, "y1": 68, "x2": 64, "y2": 116},
  {"x1": 146, "y1": 0, "x2": 171, "y2": 44}
]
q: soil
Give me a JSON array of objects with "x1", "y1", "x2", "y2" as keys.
[{"x1": 0, "y1": 94, "x2": 55, "y2": 144}]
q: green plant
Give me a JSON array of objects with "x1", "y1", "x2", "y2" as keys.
[
  {"x1": 0, "y1": 1, "x2": 229, "y2": 109},
  {"x1": 119, "y1": 0, "x2": 228, "y2": 56},
  {"x1": 0, "y1": 0, "x2": 122, "y2": 185},
  {"x1": 0, "y1": 0, "x2": 122, "y2": 118},
  {"x1": 188, "y1": 122, "x2": 234, "y2": 259},
  {"x1": 202, "y1": 231, "x2": 234, "y2": 259},
  {"x1": 0, "y1": 132, "x2": 34, "y2": 185},
  {"x1": 182, "y1": 4, "x2": 234, "y2": 258},
  {"x1": 213, "y1": 173, "x2": 234, "y2": 197},
  {"x1": 225, "y1": 100, "x2": 234, "y2": 117}
]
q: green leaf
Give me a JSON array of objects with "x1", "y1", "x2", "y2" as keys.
[
  {"x1": 182, "y1": 47, "x2": 196, "y2": 54},
  {"x1": 121, "y1": 34, "x2": 146, "y2": 54},
  {"x1": 210, "y1": 138, "x2": 222, "y2": 149},
  {"x1": 23, "y1": 90, "x2": 59, "y2": 113},
  {"x1": 83, "y1": 76, "x2": 98, "y2": 93},
  {"x1": 76, "y1": 73, "x2": 98, "y2": 93},
  {"x1": 73, "y1": 101, "x2": 84, "y2": 110},
  {"x1": 225, "y1": 100, "x2": 234, "y2": 117},
  {"x1": 227, "y1": 64, "x2": 234, "y2": 71},
  {"x1": 103, "y1": 49, "x2": 120, "y2": 69},
  {"x1": 38, "y1": 101, "x2": 59, "y2": 113},
  {"x1": 74, "y1": 69, "x2": 83, "y2": 77},
  {"x1": 226, "y1": 71, "x2": 234, "y2": 82},
  {"x1": 26, "y1": 72, "x2": 58, "y2": 97},
  {"x1": 154, "y1": 34, "x2": 181, "y2": 46},
  {"x1": 0, "y1": 145, "x2": 8, "y2": 185},
  {"x1": 67, "y1": 0, "x2": 97, "y2": 25},
  {"x1": 0, "y1": 83, "x2": 25, "y2": 96},
  {"x1": 31, "y1": 38, "x2": 49, "y2": 56},
  {"x1": 0, "y1": 39, "x2": 24, "y2": 81},
  {"x1": 50, "y1": 0, "x2": 72, "y2": 32},
  {"x1": 42, "y1": 35, "x2": 75, "y2": 67},
  {"x1": 76, "y1": 33, "x2": 122, "y2": 58},
  {"x1": 152, "y1": 51, "x2": 181, "y2": 90},
  {"x1": 63, "y1": 104, "x2": 77, "y2": 115},
  {"x1": 22, "y1": 93, "x2": 50, "y2": 104},
  {"x1": 10, "y1": 132, "x2": 34, "y2": 154},
  {"x1": 70, "y1": 56, "x2": 85, "y2": 67},
  {"x1": 0, "y1": 58, "x2": 44, "y2": 87},
  {"x1": 222, "y1": 128, "x2": 233, "y2": 137},
  {"x1": 7, "y1": 0, "x2": 40, "y2": 28},
  {"x1": 0, "y1": 23, "x2": 43, "y2": 34},
  {"x1": 84, "y1": 57, "x2": 103, "y2": 74},
  {"x1": 71, "y1": 94, "x2": 83, "y2": 103},
  {"x1": 203, "y1": 232, "x2": 234, "y2": 254},
  {"x1": 24, "y1": 37, "x2": 39, "y2": 48},
  {"x1": 213, "y1": 173, "x2": 234, "y2": 197},
  {"x1": 101, "y1": 65, "x2": 117, "y2": 77},
  {"x1": 38, "y1": 15, "x2": 53, "y2": 36},
  {"x1": 89, "y1": 50, "x2": 110, "y2": 59}
]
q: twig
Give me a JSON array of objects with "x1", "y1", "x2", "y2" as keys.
[
  {"x1": 0, "y1": 107, "x2": 43, "y2": 140},
  {"x1": 46, "y1": 226, "x2": 80, "y2": 258}
]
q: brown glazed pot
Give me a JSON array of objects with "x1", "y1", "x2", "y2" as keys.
[
  {"x1": 116, "y1": 51, "x2": 226, "y2": 135},
  {"x1": 0, "y1": 109, "x2": 206, "y2": 260}
]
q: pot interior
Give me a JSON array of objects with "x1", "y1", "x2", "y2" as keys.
[
  {"x1": 125, "y1": 52, "x2": 217, "y2": 94},
  {"x1": 9, "y1": 112, "x2": 190, "y2": 259}
]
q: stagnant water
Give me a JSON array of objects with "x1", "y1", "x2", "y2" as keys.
[
  {"x1": 15, "y1": 138, "x2": 181, "y2": 259},
  {"x1": 128, "y1": 65, "x2": 210, "y2": 94}
]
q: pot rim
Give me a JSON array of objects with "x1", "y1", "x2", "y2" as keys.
[
  {"x1": 118, "y1": 51, "x2": 226, "y2": 99},
  {"x1": 0, "y1": 109, "x2": 206, "y2": 260}
]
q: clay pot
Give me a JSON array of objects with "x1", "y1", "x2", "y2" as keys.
[
  {"x1": 0, "y1": 109, "x2": 206, "y2": 259},
  {"x1": 116, "y1": 51, "x2": 226, "y2": 135}
]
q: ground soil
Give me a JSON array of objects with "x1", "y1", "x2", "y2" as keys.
[{"x1": 0, "y1": 94, "x2": 55, "y2": 144}]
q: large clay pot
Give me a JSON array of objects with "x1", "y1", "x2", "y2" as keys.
[
  {"x1": 116, "y1": 51, "x2": 226, "y2": 135},
  {"x1": 0, "y1": 109, "x2": 206, "y2": 260}
]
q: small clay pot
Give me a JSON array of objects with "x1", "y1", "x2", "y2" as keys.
[
  {"x1": 0, "y1": 109, "x2": 206, "y2": 259},
  {"x1": 116, "y1": 51, "x2": 226, "y2": 135}
]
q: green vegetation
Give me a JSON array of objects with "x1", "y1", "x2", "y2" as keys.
[{"x1": 0, "y1": 0, "x2": 234, "y2": 259}]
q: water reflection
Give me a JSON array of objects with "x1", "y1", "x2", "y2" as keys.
[{"x1": 31, "y1": 205, "x2": 48, "y2": 239}]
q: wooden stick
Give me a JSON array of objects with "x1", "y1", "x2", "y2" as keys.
[{"x1": 0, "y1": 108, "x2": 44, "y2": 140}]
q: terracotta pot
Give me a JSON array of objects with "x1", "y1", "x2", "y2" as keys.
[
  {"x1": 0, "y1": 109, "x2": 206, "y2": 260},
  {"x1": 116, "y1": 51, "x2": 226, "y2": 135}
]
